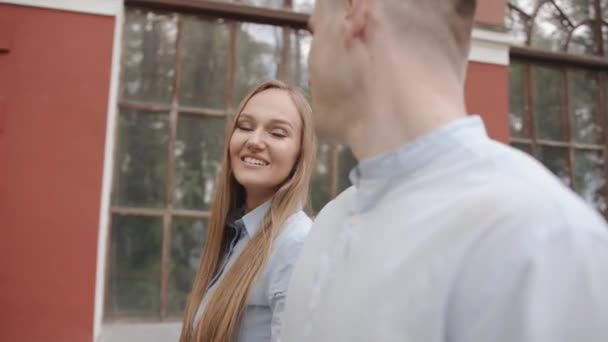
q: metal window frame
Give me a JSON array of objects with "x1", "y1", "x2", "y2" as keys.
[{"x1": 127, "y1": 0, "x2": 309, "y2": 29}]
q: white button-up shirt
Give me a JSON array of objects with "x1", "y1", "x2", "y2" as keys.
[
  {"x1": 282, "y1": 116, "x2": 608, "y2": 342},
  {"x1": 196, "y1": 202, "x2": 311, "y2": 342}
]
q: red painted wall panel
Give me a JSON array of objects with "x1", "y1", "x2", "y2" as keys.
[
  {"x1": 465, "y1": 62, "x2": 510, "y2": 143},
  {"x1": 476, "y1": 0, "x2": 507, "y2": 26},
  {"x1": 0, "y1": 5, "x2": 114, "y2": 342}
]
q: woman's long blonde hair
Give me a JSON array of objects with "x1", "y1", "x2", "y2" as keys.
[{"x1": 180, "y1": 80, "x2": 316, "y2": 342}]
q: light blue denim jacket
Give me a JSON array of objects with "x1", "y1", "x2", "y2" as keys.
[{"x1": 195, "y1": 201, "x2": 311, "y2": 342}]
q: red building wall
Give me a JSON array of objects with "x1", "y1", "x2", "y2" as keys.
[
  {"x1": 0, "y1": 5, "x2": 114, "y2": 342},
  {"x1": 476, "y1": 0, "x2": 508, "y2": 26},
  {"x1": 466, "y1": 61, "x2": 510, "y2": 143}
]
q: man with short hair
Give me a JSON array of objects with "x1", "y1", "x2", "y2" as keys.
[{"x1": 281, "y1": 0, "x2": 608, "y2": 341}]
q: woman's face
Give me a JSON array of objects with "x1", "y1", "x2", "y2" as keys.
[{"x1": 229, "y1": 88, "x2": 302, "y2": 200}]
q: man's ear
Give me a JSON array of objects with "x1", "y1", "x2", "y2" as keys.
[{"x1": 343, "y1": 0, "x2": 374, "y2": 47}]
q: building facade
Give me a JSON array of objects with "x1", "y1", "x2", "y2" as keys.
[{"x1": 2, "y1": 0, "x2": 605, "y2": 341}]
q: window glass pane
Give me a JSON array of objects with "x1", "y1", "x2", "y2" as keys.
[
  {"x1": 123, "y1": 9, "x2": 177, "y2": 103},
  {"x1": 533, "y1": 66, "x2": 563, "y2": 141},
  {"x1": 509, "y1": 0, "x2": 535, "y2": 16},
  {"x1": 292, "y1": 30, "x2": 312, "y2": 91},
  {"x1": 212, "y1": 0, "x2": 284, "y2": 10},
  {"x1": 537, "y1": 146, "x2": 571, "y2": 186},
  {"x1": 509, "y1": 0, "x2": 607, "y2": 58},
  {"x1": 604, "y1": 25, "x2": 608, "y2": 59},
  {"x1": 569, "y1": 69, "x2": 602, "y2": 144},
  {"x1": 511, "y1": 143, "x2": 532, "y2": 155},
  {"x1": 506, "y1": 6, "x2": 528, "y2": 46},
  {"x1": 105, "y1": 215, "x2": 162, "y2": 319},
  {"x1": 574, "y1": 150, "x2": 607, "y2": 213},
  {"x1": 530, "y1": 2, "x2": 569, "y2": 52},
  {"x1": 169, "y1": 217, "x2": 208, "y2": 318},
  {"x1": 114, "y1": 111, "x2": 169, "y2": 208},
  {"x1": 568, "y1": 25, "x2": 595, "y2": 55},
  {"x1": 234, "y1": 23, "x2": 282, "y2": 105},
  {"x1": 293, "y1": 0, "x2": 315, "y2": 14},
  {"x1": 509, "y1": 63, "x2": 528, "y2": 138},
  {"x1": 277, "y1": 27, "x2": 296, "y2": 84},
  {"x1": 337, "y1": 145, "x2": 357, "y2": 194},
  {"x1": 557, "y1": 0, "x2": 591, "y2": 23},
  {"x1": 179, "y1": 16, "x2": 231, "y2": 109},
  {"x1": 233, "y1": 24, "x2": 312, "y2": 102},
  {"x1": 311, "y1": 141, "x2": 331, "y2": 215},
  {"x1": 174, "y1": 115, "x2": 226, "y2": 211},
  {"x1": 209, "y1": 0, "x2": 314, "y2": 12}
]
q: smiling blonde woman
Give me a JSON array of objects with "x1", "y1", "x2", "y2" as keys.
[{"x1": 179, "y1": 80, "x2": 316, "y2": 342}]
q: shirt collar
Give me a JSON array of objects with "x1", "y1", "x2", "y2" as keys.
[
  {"x1": 349, "y1": 115, "x2": 488, "y2": 187},
  {"x1": 235, "y1": 200, "x2": 271, "y2": 237}
]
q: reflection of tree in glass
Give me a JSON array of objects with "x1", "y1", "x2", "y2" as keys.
[
  {"x1": 174, "y1": 116, "x2": 226, "y2": 211},
  {"x1": 123, "y1": 9, "x2": 177, "y2": 103},
  {"x1": 537, "y1": 146, "x2": 571, "y2": 186},
  {"x1": 337, "y1": 145, "x2": 357, "y2": 194},
  {"x1": 512, "y1": 143, "x2": 533, "y2": 154},
  {"x1": 508, "y1": 0, "x2": 604, "y2": 56},
  {"x1": 531, "y1": 2, "x2": 570, "y2": 50},
  {"x1": 234, "y1": 24, "x2": 280, "y2": 105},
  {"x1": 604, "y1": 24, "x2": 608, "y2": 55},
  {"x1": 569, "y1": 25, "x2": 595, "y2": 55},
  {"x1": 532, "y1": 66, "x2": 562, "y2": 141},
  {"x1": 310, "y1": 142, "x2": 331, "y2": 214},
  {"x1": 506, "y1": 6, "x2": 529, "y2": 45},
  {"x1": 574, "y1": 150, "x2": 607, "y2": 212},
  {"x1": 106, "y1": 215, "x2": 162, "y2": 318},
  {"x1": 509, "y1": 63, "x2": 526, "y2": 138},
  {"x1": 179, "y1": 16, "x2": 230, "y2": 109},
  {"x1": 114, "y1": 111, "x2": 169, "y2": 208},
  {"x1": 569, "y1": 70, "x2": 601, "y2": 144},
  {"x1": 169, "y1": 218, "x2": 207, "y2": 317},
  {"x1": 292, "y1": 31, "x2": 312, "y2": 91}
]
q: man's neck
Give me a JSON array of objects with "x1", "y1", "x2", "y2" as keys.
[{"x1": 345, "y1": 58, "x2": 467, "y2": 161}]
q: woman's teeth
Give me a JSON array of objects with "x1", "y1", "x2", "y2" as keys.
[{"x1": 243, "y1": 157, "x2": 268, "y2": 166}]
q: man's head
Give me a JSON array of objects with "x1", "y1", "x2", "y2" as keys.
[{"x1": 308, "y1": 0, "x2": 477, "y2": 143}]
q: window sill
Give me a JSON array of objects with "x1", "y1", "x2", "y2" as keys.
[{"x1": 99, "y1": 322, "x2": 181, "y2": 342}]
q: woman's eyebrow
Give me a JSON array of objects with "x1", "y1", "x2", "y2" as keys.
[
  {"x1": 269, "y1": 119, "x2": 294, "y2": 129},
  {"x1": 238, "y1": 113, "x2": 255, "y2": 121}
]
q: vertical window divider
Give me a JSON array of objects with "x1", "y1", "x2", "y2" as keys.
[
  {"x1": 599, "y1": 72, "x2": 608, "y2": 215},
  {"x1": 524, "y1": 64, "x2": 537, "y2": 156},
  {"x1": 561, "y1": 68, "x2": 575, "y2": 187},
  {"x1": 160, "y1": 13, "x2": 183, "y2": 321}
]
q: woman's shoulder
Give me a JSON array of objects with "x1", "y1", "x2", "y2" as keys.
[{"x1": 274, "y1": 210, "x2": 312, "y2": 248}]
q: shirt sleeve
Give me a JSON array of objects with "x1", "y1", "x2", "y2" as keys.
[
  {"x1": 446, "y1": 226, "x2": 608, "y2": 342},
  {"x1": 270, "y1": 293, "x2": 287, "y2": 342},
  {"x1": 266, "y1": 218, "x2": 310, "y2": 342}
]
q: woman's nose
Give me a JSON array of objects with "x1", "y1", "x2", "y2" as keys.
[{"x1": 245, "y1": 130, "x2": 265, "y2": 151}]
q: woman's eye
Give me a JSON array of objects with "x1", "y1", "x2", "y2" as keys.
[
  {"x1": 237, "y1": 124, "x2": 253, "y2": 131},
  {"x1": 271, "y1": 130, "x2": 288, "y2": 138}
]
